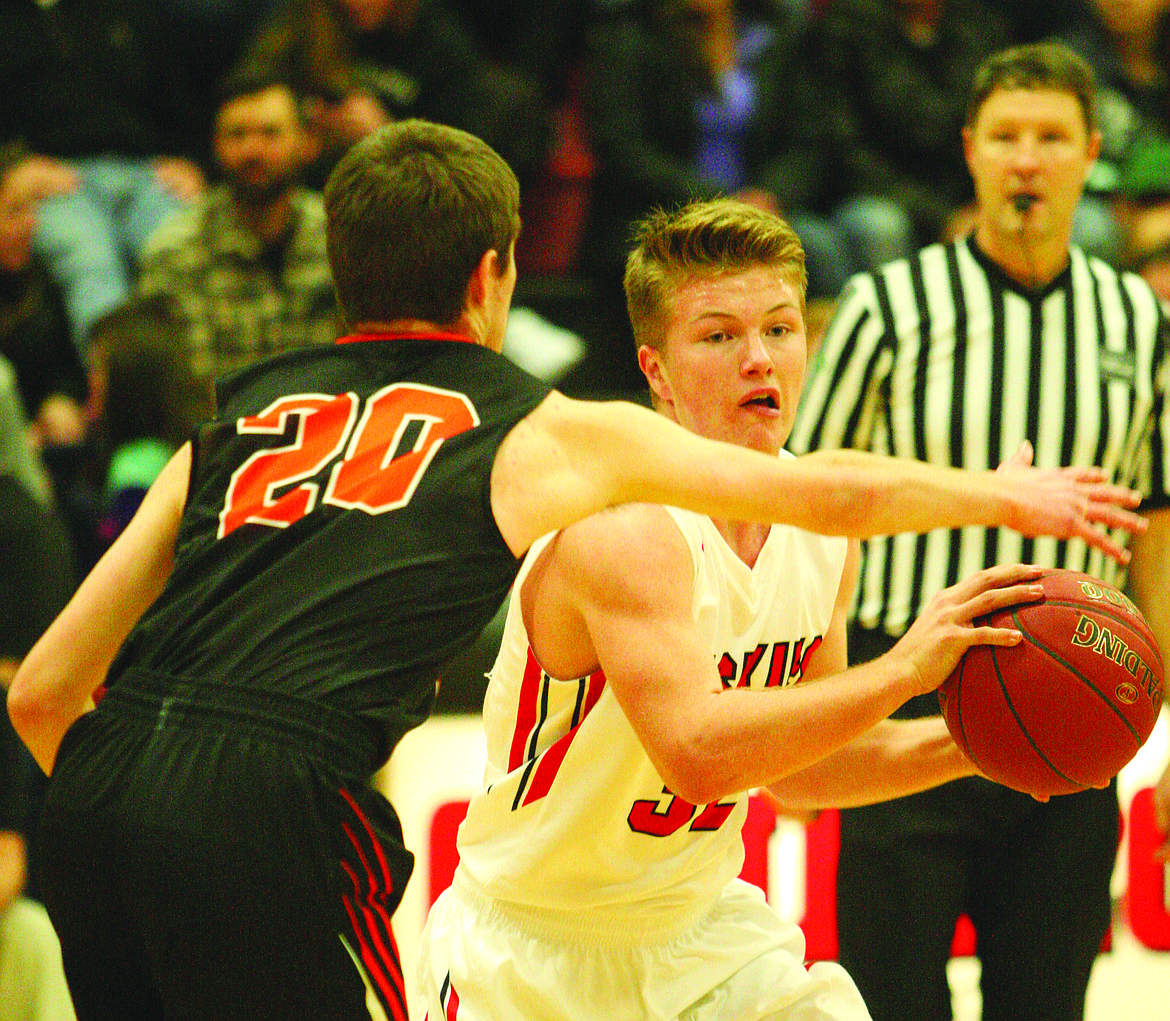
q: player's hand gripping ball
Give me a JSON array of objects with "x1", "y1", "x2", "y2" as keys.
[{"x1": 938, "y1": 569, "x2": 1164, "y2": 797}]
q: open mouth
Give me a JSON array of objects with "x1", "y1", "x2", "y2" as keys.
[{"x1": 742, "y1": 393, "x2": 779, "y2": 410}]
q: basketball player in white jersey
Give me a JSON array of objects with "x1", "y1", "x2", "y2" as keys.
[{"x1": 415, "y1": 200, "x2": 1072, "y2": 1020}]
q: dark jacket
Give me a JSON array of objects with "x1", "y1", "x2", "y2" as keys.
[
  {"x1": 582, "y1": 1, "x2": 832, "y2": 274},
  {"x1": 810, "y1": 0, "x2": 1013, "y2": 242},
  {"x1": 0, "y1": 0, "x2": 206, "y2": 162}
]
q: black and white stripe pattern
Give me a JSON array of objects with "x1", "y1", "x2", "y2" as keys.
[{"x1": 789, "y1": 237, "x2": 1169, "y2": 635}]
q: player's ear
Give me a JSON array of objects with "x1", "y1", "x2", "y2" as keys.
[
  {"x1": 638, "y1": 344, "x2": 673, "y2": 404},
  {"x1": 464, "y1": 249, "x2": 499, "y2": 312},
  {"x1": 1085, "y1": 128, "x2": 1102, "y2": 166}
]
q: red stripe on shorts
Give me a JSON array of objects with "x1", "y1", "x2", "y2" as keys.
[
  {"x1": 340, "y1": 864, "x2": 408, "y2": 1021},
  {"x1": 337, "y1": 789, "x2": 408, "y2": 1021}
]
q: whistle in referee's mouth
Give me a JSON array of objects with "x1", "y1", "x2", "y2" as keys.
[{"x1": 1013, "y1": 194, "x2": 1038, "y2": 213}]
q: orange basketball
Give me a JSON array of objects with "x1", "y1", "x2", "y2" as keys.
[{"x1": 937, "y1": 569, "x2": 1164, "y2": 797}]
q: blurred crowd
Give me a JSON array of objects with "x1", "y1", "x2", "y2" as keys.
[
  {"x1": 2, "y1": 0, "x2": 1170, "y2": 644},
  {"x1": 4, "y1": 1, "x2": 1170, "y2": 1014},
  {"x1": 3, "y1": 0, "x2": 1170, "y2": 680}
]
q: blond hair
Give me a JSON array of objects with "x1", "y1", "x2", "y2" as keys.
[{"x1": 624, "y1": 199, "x2": 807, "y2": 351}]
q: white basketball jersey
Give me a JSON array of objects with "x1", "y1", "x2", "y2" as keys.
[{"x1": 454, "y1": 498, "x2": 848, "y2": 928}]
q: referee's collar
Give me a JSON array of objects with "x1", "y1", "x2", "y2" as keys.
[{"x1": 965, "y1": 236, "x2": 1073, "y2": 301}]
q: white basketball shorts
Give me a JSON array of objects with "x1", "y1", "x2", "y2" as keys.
[{"x1": 416, "y1": 876, "x2": 872, "y2": 1021}]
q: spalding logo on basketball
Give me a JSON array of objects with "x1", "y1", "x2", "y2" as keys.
[{"x1": 937, "y1": 569, "x2": 1164, "y2": 797}]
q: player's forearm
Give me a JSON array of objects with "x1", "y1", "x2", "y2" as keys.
[
  {"x1": 9, "y1": 568, "x2": 149, "y2": 775},
  {"x1": 7, "y1": 447, "x2": 188, "y2": 773},
  {"x1": 765, "y1": 718, "x2": 976, "y2": 810},
  {"x1": 538, "y1": 398, "x2": 976, "y2": 537},
  {"x1": 657, "y1": 656, "x2": 919, "y2": 806},
  {"x1": 8, "y1": 562, "x2": 143, "y2": 774},
  {"x1": 575, "y1": 400, "x2": 1130, "y2": 539}
]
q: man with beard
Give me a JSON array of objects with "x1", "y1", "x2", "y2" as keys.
[{"x1": 139, "y1": 67, "x2": 340, "y2": 383}]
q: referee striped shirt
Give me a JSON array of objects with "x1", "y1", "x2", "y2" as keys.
[{"x1": 788, "y1": 236, "x2": 1170, "y2": 636}]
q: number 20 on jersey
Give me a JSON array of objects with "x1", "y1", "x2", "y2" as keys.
[{"x1": 218, "y1": 384, "x2": 479, "y2": 538}]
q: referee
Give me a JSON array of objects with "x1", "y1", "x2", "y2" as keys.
[{"x1": 789, "y1": 42, "x2": 1170, "y2": 1021}]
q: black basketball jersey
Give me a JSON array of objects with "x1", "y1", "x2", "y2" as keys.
[{"x1": 105, "y1": 332, "x2": 551, "y2": 769}]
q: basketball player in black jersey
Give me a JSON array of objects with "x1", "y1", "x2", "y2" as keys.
[{"x1": 7, "y1": 120, "x2": 1146, "y2": 1021}]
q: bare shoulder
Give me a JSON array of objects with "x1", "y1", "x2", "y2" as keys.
[
  {"x1": 489, "y1": 391, "x2": 567, "y2": 555},
  {"x1": 490, "y1": 390, "x2": 643, "y2": 555},
  {"x1": 492, "y1": 390, "x2": 616, "y2": 481},
  {"x1": 522, "y1": 503, "x2": 694, "y2": 679},
  {"x1": 553, "y1": 503, "x2": 694, "y2": 613}
]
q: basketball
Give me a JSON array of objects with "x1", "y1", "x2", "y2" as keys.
[{"x1": 937, "y1": 569, "x2": 1165, "y2": 797}]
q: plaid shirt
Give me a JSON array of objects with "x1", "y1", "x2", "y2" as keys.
[{"x1": 139, "y1": 185, "x2": 341, "y2": 380}]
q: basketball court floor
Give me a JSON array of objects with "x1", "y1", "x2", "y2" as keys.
[{"x1": 950, "y1": 920, "x2": 1170, "y2": 1021}]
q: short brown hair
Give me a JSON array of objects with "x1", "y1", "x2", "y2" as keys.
[
  {"x1": 624, "y1": 198, "x2": 807, "y2": 351},
  {"x1": 967, "y1": 42, "x2": 1096, "y2": 133},
  {"x1": 324, "y1": 119, "x2": 520, "y2": 328}
]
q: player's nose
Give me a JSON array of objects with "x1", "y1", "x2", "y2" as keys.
[{"x1": 741, "y1": 332, "x2": 774, "y2": 374}]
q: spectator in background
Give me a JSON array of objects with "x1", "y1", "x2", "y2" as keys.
[
  {"x1": 443, "y1": 0, "x2": 595, "y2": 277},
  {"x1": 1112, "y1": 127, "x2": 1170, "y2": 300},
  {"x1": 0, "y1": 361, "x2": 58, "y2": 536},
  {"x1": 579, "y1": 0, "x2": 848, "y2": 393},
  {"x1": 157, "y1": 0, "x2": 287, "y2": 145},
  {"x1": 0, "y1": 144, "x2": 88, "y2": 451},
  {"x1": 444, "y1": 0, "x2": 591, "y2": 126},
  {"x1": 1, "y1": 698, "x2": 75, "y2": 1021},
  {"x1": 982, "y1": 0, "x2": 1083, "y2": 42},
  {"x1": 139, "y1": 69, "x2": 340, "y2": 383},
  {"x1": 84, "y1": 297, "x2": 213, "y2": 564},
  {"x1": 0, "y1": 359, "x2": 75, "y2": 1021},
  {"x1": 0, "y1": 0, "x2": 207, "y2": 355},
  {"x1": 1058, "y1": 0, "x2": 1170, "y2": 263},
  {"x1": 810, "y1": 0, "x2": 1013, "y2": 253},
  {"x1": 1062, "y1": 0, "x2": 1170, "y2": 138},
  {"x1": 242, "y1": 0, "x2": 549, "y2": 190}
]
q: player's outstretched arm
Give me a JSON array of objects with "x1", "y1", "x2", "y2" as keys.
[
  {"x1": 491, "y1": 394, "x2": 1145, "y2": 558},
  {"x1": 7, "y1": 444, "x2": 190, "y2": 775}
]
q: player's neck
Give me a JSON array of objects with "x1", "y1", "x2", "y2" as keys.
[
  {"x1": 972, "y1": 224, "x2": 1070, "y2": 291},
  {"x1": 351, "y1": 318, "x2": 478, "y2": 343},
  {"x1": 713, "y1": 517, "x2": 770, "y2": 569}
]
